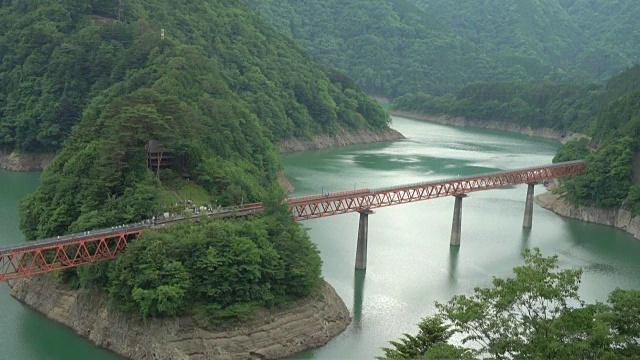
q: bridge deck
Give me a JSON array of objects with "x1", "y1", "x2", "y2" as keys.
[{"x1": 0, "y1": 160, "x2": 584, "y2": 281}]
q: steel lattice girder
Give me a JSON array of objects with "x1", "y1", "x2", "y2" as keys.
[
  {"x1": 0, "y1": 230, "x2": 141, "y2": 282},
  {"x1": 0, "y1": 161, "x2": 583, "y2": 281},
  {"x1": 289, "y1": 161, "x2": 584, "y2": 221}
]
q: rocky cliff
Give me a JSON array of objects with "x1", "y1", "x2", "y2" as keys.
[
  {"x1": 388, "y1": 110, "x2": 587, "y2": 145},
  {"x1": 279, "y1": 127, "x2": 404, "y2": 153},
  {"x1": 535, "y1": 191, "x2": 640, "y2": 240},
  {"x1": 10, "y1": 275, "x2": 350, "y2": 360},
  {"x1": 0, "y1": 151, "x2": 54, "y2": 171}
]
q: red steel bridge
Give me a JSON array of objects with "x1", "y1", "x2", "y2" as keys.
[{"x1": 0, "y1": 160, "x2": 584, "y2": 280}]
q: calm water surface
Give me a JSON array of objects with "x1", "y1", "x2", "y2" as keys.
[
  {"x1": 284, "y1": 116, "x2": 640, "y2": 359},
  {"x1": 0, "y1": 170, "x2": 122, "y2": 360},
  {"x1": 1, "y1": 116, "x2": 639, "y2": 359}
]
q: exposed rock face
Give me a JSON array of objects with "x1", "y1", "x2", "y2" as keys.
[
  {"x1": 10, "y1": 275, "x2": 351, "y2": 360},
  {"x1": 277, "y1": 172, "x2": 295, "y2": 194},
  {"x1": 279, "y1": 127, "x2": 405, "y2": 153},
  {"x1": 0, "y1": 151, "x2": 55, "y2": 171},
  {"x1": 388, "y1": 110, "x2": 588, "y2": 145},
  {"x1": 535, "y1": 191, "x2": 640, "y2": 240}
]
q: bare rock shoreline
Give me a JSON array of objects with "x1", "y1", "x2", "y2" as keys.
[
  {"x1": 10, "y1": 275, "x2": 350, "y2": 360},
  {"x1": 0, "y1": 151, "x2": 55, "y2": 171},
  {"x1": 536, "y1": 191, "x2": 640, "y2": 240},
  {"x1": 279, "y1": 127, "x2": 405, "y2": 153},
  {"x1": 388, "y1": 110, "x2": 588, "y2": 145}
]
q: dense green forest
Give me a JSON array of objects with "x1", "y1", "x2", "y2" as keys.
[
  {"x1": 5, "y1": 0, "x2": 388, "y2": 319},
  {"x1": 0, "y1": 0, "x2": 388, "y2": 153},
  {"x1": 250, "y1": 0, "x2": 640, "y2": 98},
  {"x1": 411, "y1": 0, "x2": 640, "y2": 81},
  {"x1": 248, "y1": 0, "x2": 552, "y2": 98},
  {"x1": 392, "y1": 82, "x2": 602, "y2": 132},
  {"x1": 393, "y1": 64, "x2": 640, "y2": 212},
  {"x1": 379, "y1": 249, "x2": 640, "y2": 359},
  {"x1": 81, "y1": 191, "x2": 322, "y2": 321}
]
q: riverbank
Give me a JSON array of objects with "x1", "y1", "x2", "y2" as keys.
[
  {"x1": 535, "y1": 190, "x2": 640, "y2": 240},
  {"x1": 279, "y1": 127, "x2": 405, "y2": 153},
  {"x1": 388, "y1": 110, "x2": 587, "y2": 145},
  {"x1": 9, "y1": 275, "x2": 350, "y2": 360},
  {"x1": 0, "y1": 151, "x2": 54, "y2": 171},
  {"x1": 1, "y1": 128, "x2": 405, "y2": 171}
]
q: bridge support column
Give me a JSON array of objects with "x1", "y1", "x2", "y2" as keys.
[
  {"x1": 355, "y1": 210, "x2": 374, "y2": 270},
  {"x1": 523, "y1": 183, "x2": 536, "y2": 228},
  {"x1": 450, "y1": 195, "x2": 467, "y2": 246}
]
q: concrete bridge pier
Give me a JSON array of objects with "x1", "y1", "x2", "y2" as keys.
[
  {"x1": 355, "y1": 210, "x2": 374, "y2": 270},
  {"x1": 450, "y1": 194, "x2": 467, "y2": 246},
  {"x1": 523, "y1": 183, "x2": 536, "y2": 228}
]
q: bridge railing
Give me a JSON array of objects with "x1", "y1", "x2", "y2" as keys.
[
  {"x1": 370, "y1": 160, "x2": 584, "y2": 194},
  {"x1": 0, "y1": 160, "x2": 585, "y2": 257}
]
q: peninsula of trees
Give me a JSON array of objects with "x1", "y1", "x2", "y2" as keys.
[{"x1": 2, "y1": 0, "x2": 388, "y2": 322}]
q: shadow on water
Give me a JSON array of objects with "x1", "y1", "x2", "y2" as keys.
[
  {"x1": 448, "y1": 246, "x2": 460, "y2": 286},
  {"x1": 352, "y1": 269, "x2": 366, "y2": 333}
]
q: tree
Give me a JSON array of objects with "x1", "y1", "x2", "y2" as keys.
[
  {"x1": 378, "y1": 316, "x2": 472, "y2": 359},
  {"x1": 437, "y1": 248, "x2": 583, "y2": 359},
  {"x1": 381, "y1": 249, "x2": 640, "y2": 359}
]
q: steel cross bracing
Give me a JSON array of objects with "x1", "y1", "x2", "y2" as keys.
[
  {"x1": 287, "y1": 160, "x2": 585, "y2": 221},
  {"x1": 0, "y1": 229, "x2": 142, "y2": 282},
  {"x1": 0, "y1": 160, "x2": 584, "y2": 281}
]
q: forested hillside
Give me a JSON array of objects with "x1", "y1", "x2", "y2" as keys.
[
  {"x1": 0, "y1": 0, "x2": 388, "y2": 153},
  {"x1": 6, "y1": 0, "x2": 387, "y2": 320},
  {"x1": 408, "y1": 0, "x2": 640, "y2": 82},
  {"x1": 248, "y1": 0, "x2": 549, "y2": 98},
  {"x1": 392, "y1": 64, "x2": 640, "y2": 211},
  {"x1": 250, "y1": 0, "x2": 640, "y2": 98},
  {"x1": 392, "y1": 82, "x2": 602, "y2": 132},
  {"x1": 552, "y1": 66, "x2": 640, "y2": 211}
]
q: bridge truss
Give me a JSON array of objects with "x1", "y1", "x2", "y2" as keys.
[
  {"x1": 0, "y1": 229, "x2": 142, "y2": 282},
  {"x1": 0, "y1": 161, "x2": 584, "y2": 281},
  {"x1": 287, "y1": 160, "x2": 584, "y2": 221}
]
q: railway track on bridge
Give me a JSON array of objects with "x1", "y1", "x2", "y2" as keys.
[{"x1": 0, "y1": 160, "x2": 584, "y2": 281}]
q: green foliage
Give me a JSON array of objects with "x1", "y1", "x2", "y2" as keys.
[
  {"x1": 0, "y1": 0, "x2": 389, "y2": 153},
  {"x1": 105, "y1": 213, "x2": 321, "y2": 320},
  {"x1": 411, "y1": 0, "x2": 640, "y2": 82},
  {"x1": 17, "y1": 0, "x2": 391, "y2": 239},
  {"x1": 11, "y1": 0, "x2": 357, "y2": 321},
  {"x1": 378, "y1": 316, "x2": 470, "y2": 359},
  {"x1": 251, "y1": 0, "x2": 640, "y2": 99},
  {"x1": 561, "y1": 136, "x2": 637, "y2": 208},
  {"x1": 381, "y1": 249, "x2": 640, "y2": 359},
  {"x1": 553, "y1": 138, "x2": 591, "y2": 163},
  {"x1": 249, "y1": 0, "x2": 552, "y2": 98},
  {"x1": 392, "y1": 82, "x2": 602, "y2": 132}
]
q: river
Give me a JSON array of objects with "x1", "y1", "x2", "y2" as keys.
[{"x1": 1, "y1": 116, "x2": 639, "y2": 359}]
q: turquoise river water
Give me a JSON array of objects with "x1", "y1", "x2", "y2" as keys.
[{"x1": 0, "y1": 115, "x2": 639, "y2": 359}]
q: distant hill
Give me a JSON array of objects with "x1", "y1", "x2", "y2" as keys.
[
  {"x1": 0, "y1": 0, "x2": 388, "y2": 153},
  {"x1": 249, "y1": 0, "x2": 554, "y2": 98},
  {"x1": 410, "y1": 0, "x2": 640, "y2": 81},
  {"x1": 250, "y1": 0, "x2": 640, "y2": 98}
]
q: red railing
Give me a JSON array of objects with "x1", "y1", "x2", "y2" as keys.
[
  {"x1": 288, "y1": 160, "x2": 584, "y2": 221},
  {"x1": 0, "y1": 230, "x2": 142, "y2": 282},
  {"x1": 0, "y1": 161, "x2": 584, "y2": 281}
]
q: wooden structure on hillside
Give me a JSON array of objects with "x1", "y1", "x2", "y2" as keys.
[{"x1": 146, "y1": 140, "x2": 173, "y2": 178}]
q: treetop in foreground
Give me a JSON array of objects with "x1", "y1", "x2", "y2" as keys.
[{"x1": 380, "y1": 248, "x2": 640, "y2": 359}]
